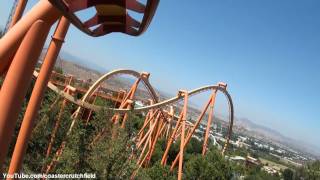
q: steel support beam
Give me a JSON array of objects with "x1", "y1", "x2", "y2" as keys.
[
  {"x1": 202, "y1": 90, "x2": 217, "y2": 155},
  {"x1": 9, "y1": 0, "x2": 29, "y2": 29},
  {"x1": 0, "y1": 0, "x2": 60, "y2": 75},
  {"x1": 8, "y1": 17, "x2": 70, "y2": 174},
  {"x1": 0, "y1": 20, "x2": 51, "y2": 171}
]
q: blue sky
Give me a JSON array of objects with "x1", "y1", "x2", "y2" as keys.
[{"x1": 1, "y1": 1, "x2": 319, "y2": 150}]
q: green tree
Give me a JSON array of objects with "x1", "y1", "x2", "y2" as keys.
[
  {"x1": 53, "y1": 109, "x2": 139, "y2": 179},
  {"x1": 293, "y1": 166, "x2": 306, "y2": 180},
  {"x1": 305, "y1": 160, "x2": 320, "y2": 180},
  {"x1": 24, "y1": 92, "x2": 72, "y2": 172},
  {"x1": 283, "y1": 168, "x2": 294, "y2": 180},
  {"x1": 245, "y1": 166, "x2": 280, "y2": 180},
  {"x1": 185, "y1": 137, "x2": 202, "y2": 155},
  {"x1": 293, "y1": 161, "x2": 320, "y2": 180},
  {"x1": 245, "y1": 171, "x2": 280, "y2": 180},
  {"x1": 184, "y1": 147, "x2": 233, "y2": 180},
  {"x1": 136, "y1": 162, "x2": 176, "y2": 180}
]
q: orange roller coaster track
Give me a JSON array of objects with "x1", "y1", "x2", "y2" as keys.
[{"x1": 33, "y1": 69, "x2": 234, "y2": 180}]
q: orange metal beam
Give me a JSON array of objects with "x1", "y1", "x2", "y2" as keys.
[
  {"x1": 114, "y1": 76, "x2": 141, "y2": 127},
  {"x1": 160, "y1": 110, "x2": 184, "y2": 165},
  {"x1": 177, "y1": 91, "x2": 188, "y2": 180},
  {"x1": 0, "y1": 20, "x2": 51, "y2": 170},
  {"x1": 0, "y1": 0, "x2": 60, "y2": 75},
  {"x1": 137, "y1": 110, "x2": 152, "y2": 142},
  {"x1": 8, "y1": 17, "x2": 70, "y2": 174},
  {"x1": 137, "y1": 115, "x2": 159, "y2": 149},
  {"x1": 145, "y1": 117, "x2": 166, "y2": 165},
  {"x1": 202, "y1": 90, "x2": 217, "y2": 155},
  {"x1": 9, "y1": 0, "x2": 29, "y2": 29},
  {"x1": 137, "y1": 113, "x2": 161, "y2": 166},
  {"x1": 169, "y1": 92, "x2": 213, "y2": 170},
  {"x1": 85, "y1": 95, "x2": 98, "y2": 124}
]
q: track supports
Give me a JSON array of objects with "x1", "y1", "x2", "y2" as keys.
[
  {"x1": 8, "y1": 17, "x2": 70, "y2": 174},
  {"x1": 131, "y1": 83, "x2": 233, "y2": 180},
  {"x1": 0, "y1": 20, "x2": 51, "y2": 171},
  {"x1": 177, "y1": 91, "x2": 188, "y2": 180},
  {"x1": 161, "y1": 110, "x2": 184, "y2": 165},
  {"x1": 112, "y1": 72, "x2": 150, "y2": 128},
  {"x1": 202, "y1": 89, "x2": 217, "y2": 156},
  {"x1": 169, "y1": 91, "x2": 215, "y2": 170},
  {"x1": 45, "y1": 82, "x2": 73, "y2": 159}
]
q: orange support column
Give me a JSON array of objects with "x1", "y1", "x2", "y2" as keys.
[
  {"x1": 0, "y1": 0, "x2": 60, "y2": 75},
  {"x1": 202, "y1": 90, "x2": 217, "y2": 155},
  {"x1": 136, "y1": 113, "x2": 159, "y2": 149},
  {"x1": 45, "y1": 79, "x2": 74, "y2": 160},
  {"x1": 0, "y1": 20, "x2": 51, "y2": 170},
  {"x1": 119, "y1": 78, "x2": 141, "y2": 127},
  {"x1": 45, "y1": 99, "x2": 66, "y2": 157},
  {"x1": 119, "y1": 72, "x2": 149, "y2": 128},
  {"x1": 9, "y1": 0, "x2": 29, "y2": 28},
  {"x1": 8, "y1": 17, "x2": 70, "y2": 174},
  {"x1": 121, "y1": 99, "x2": 134, "y2": 128},
  {"x1": 42, "y1": 86, "x2": 73, "y2": 174},
  {"x1": 145, "y1": 117, "x2": 166, "y2": 165},
  {"x1": 161, "y1": 111, "x2": 183, "y2": 165},
  {"x1": 178, "y1": 91, "x2": 188, "y2": 180},
  {"x1": 85, "y1": 95, "x2": 98, "y2": 124},
  {"x1": 169, "y1": 94, "x2": 212, "y2": 169},
  {"x1": 166, "y1": 106, "x2": 174, "y2": 139},
  {"x1": 137, "y1": 110, "x2": 151, "y2": 142}
]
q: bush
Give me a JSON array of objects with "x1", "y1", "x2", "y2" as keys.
[
  {"x1": 283, "y1": 168, "x2": 293, "y2": 180},
  {"x1": 184, "y1": 147, "x2": 233, "y2": 180},
  {"x1": 136, "y1": 162, "x2": 176, "y2": 180}
]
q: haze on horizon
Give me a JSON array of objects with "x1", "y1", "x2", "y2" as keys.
[{"x1": 1, "y1": 0, "x2": 319, "y2": 152}]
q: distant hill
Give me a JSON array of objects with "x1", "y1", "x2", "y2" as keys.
[
  {"x1": 235, "y1": 117, "x2": 320, "y2": 158},
  {"x1": 60, "y1": 51, "x2": 108, "y2": 73}
]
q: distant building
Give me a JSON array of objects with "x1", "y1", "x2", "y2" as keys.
[
  {"x1": 246, "y1": 156, "x2": 261, "y2": 167},
  {"x1": 282, "y1": 157, "x2": 303, "y2": 167},
  {"x1": 262, "y1": 166, "x2": 279, "y2": 175},
  {"x1": 228, "y1": 155, "x2": 261, "y2": 168},
  {"x1": 238, "y1": 136, "x2": 248, "y2": 142},
  {"x1": 236, "y1": 139, "x2": 251, "y2": 149},
  {"x1": 134, "y1": 100, "x2": 144, "y2": 107},
  {"x1": 276, "y1": 149, "x2": 285, "y2": 154},
  {"x1": 214, "y1": 132, "x2": 223, "y2": 137},
  {"x1": 230, "y1": 156, "x2": 246, "y2": 161},
  {"x1": 270, "y1": 153, "x2": 281, "y2": 159}
]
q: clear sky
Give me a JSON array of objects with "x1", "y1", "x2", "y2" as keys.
[{"x1": 1, "y1": 1, "x2": 319, "y2": 150}]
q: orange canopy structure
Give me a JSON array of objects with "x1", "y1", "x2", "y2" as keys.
[{"x1": 48, "y1": 0, "x2": 160, "y2": 36}]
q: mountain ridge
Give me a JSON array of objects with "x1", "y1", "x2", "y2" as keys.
[{"x1": 235, "y1": 117, "x2": 320, "y2": 158}]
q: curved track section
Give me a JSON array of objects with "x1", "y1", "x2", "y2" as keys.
[
  {"x1": 34, "y1": 70, "x2": 234, "y2": 124},
  {"x1": 80, "y1": 69, "x2": 159, "y2": 105},
  {"x1": 34, "y1": 71, "x2": 233, "y2": 118},
  {"x1": 71, "y1": 69, "x2": 163, "y2": 120},
  {"x1": 35, "y1": 69, "x2": 234, "y2": 148}
]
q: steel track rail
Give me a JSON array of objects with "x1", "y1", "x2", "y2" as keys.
[{"x1": 33, "y1": 69, "x2": 234, "y2": 153}]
